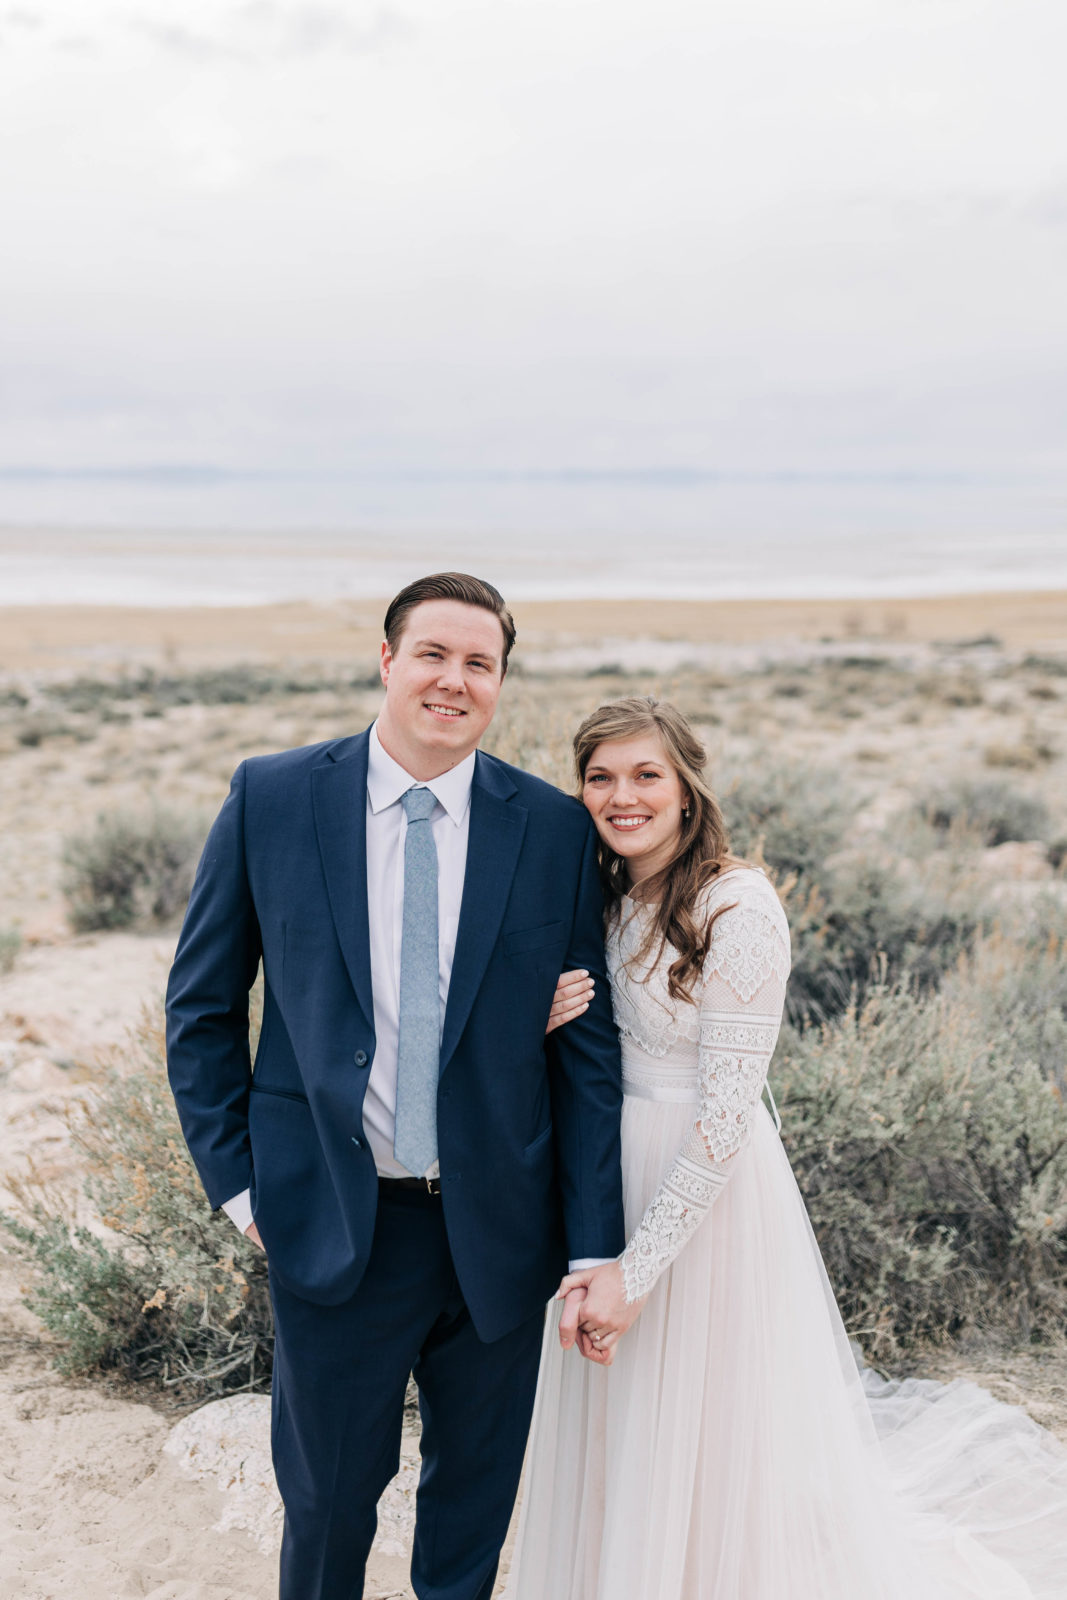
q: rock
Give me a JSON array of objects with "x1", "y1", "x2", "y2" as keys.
[
  {"x1": 977, "y1": 840, "x2": 1052, "y2": 881},
  {"x1": 165, "y1": 1394, "x2": 421, "y2": 1558}
]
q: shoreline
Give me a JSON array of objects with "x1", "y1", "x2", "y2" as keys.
[{"x1": 1, "y1": 590, "x2": 1066, "y2": 674}]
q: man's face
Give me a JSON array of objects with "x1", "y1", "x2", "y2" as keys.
[{"x1": 377, "y1": 599, "x2": 506, "y2": 777}]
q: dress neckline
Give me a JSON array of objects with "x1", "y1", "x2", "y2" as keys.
[{"x1": 622, "y1": 864, "x2": 761, "y2": 906}]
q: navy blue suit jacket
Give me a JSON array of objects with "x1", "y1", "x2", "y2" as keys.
[{"x1": 165, "y1": 728, "x2": 625, "y2": 1342}]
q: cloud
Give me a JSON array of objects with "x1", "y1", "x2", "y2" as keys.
[
  {"x1": 842, "y1": 177, "x2": 1067, "y2": 234},
  {"x1": 131, "y1": 2, "x2": 410, "y2": 65},
  {"x1": 1, "y1": 0, "x2": 1063, "y2": 481},
  {"x1": 281, "y1": 3, "x2": 410, "y2": 56},
  {"x1": 132, "y1": 20, "x2": 248, "y2": 64},
  {"x1": 1026, "y1": 179, "x2": 1067, "y2": 228},
  {"x1": 0, "y1": 3, "x2": 41, "y2": 46}
]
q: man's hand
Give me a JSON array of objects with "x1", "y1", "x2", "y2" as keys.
[
  {"x1": 558, "y1": 1285, "x2": 615, "y2": 1365},
  {"x1": 557, "y1": 1261, "x2": 646, "y2": 1358},
  {"x1": 244, "y1": 1220, "x2": 265, "y2": 1252}
]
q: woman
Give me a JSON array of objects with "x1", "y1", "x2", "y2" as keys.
[{"x1": 507, "y1": 697, "x2": 1066, "y2": 1600}]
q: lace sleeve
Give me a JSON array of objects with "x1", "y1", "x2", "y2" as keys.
[{"x1": 618, "y1": 877, "x2": 791, "y2": 1303}]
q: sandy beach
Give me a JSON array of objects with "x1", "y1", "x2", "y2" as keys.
[
  {"x1": 1, "y1": 588, "x2": 1065, "y2": 1599},
  {"x1": 2, "y1": 590, "x2": 1066, "y2": 675}
]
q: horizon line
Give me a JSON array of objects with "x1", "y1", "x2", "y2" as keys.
[{"x1": 0, "y1": 464, "x2": 1054, "y2": 488}]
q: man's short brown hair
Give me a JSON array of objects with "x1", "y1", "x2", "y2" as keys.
[{"x1": 383, "y1": 572, "x2": 516, "y2": 674}]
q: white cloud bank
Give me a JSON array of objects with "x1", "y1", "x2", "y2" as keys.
[{"x1": 1, "y1": 0, "x2": 1064, "y2": 476}]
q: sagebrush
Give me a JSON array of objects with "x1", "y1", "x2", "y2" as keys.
[
  {"x1": 62, "y1": 808, "x2": 205, "y2": 933},
  {"x1": 722, "y1": 761, "x2": 989, "y2": 1024},
  {"x1": 777, "y1": 938, "x2": 1067, "y2": 1358},
  {"x1": 918, "y1": 777, "x2": 1051, "y2": 847},
  {"x1": 0, "y1": 925, "x2": 20, "y2": 974},
  {"x1": 4, "y1": 1013, "x2": 272, "y2": 1398}
]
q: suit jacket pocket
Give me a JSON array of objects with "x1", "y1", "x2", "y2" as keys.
[
  {"x1": 503, "y1": 920, "x2": 567, "y2": 957},
  {"x1": 523, "y1": 1122, "x2": 553, "y2": 1159},
  {"x1": 250, "y1": 1083, "x2": 309, "y2": 1105}
]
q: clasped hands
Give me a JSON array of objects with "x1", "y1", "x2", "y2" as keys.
[{"x1": 555, "y1": 1261, "x2": 647, "y2": 1367}]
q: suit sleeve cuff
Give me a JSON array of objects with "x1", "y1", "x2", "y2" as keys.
[
  {"x1": 568, "y1": 1257, "x2": 614, "y2": 1272},
  {"x1": 221, "y1": 1188, "x2": 254, "y2": 1234}
]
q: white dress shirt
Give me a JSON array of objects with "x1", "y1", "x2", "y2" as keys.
[{"x1": 361, "y1": 720, "x2": 475, "y2": 1178}]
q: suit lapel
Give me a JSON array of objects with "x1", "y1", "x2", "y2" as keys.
[
  {"x1": 440, "y1": 752, "x2": 527, "y2": 1073},
  {"x1": 311, "y1": 731, "x2": 375, "y2": 1032}
]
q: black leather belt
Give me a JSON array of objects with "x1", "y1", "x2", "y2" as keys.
[{"x1": 379, "y1": 1174, "x2": 442, "y2": 1196}]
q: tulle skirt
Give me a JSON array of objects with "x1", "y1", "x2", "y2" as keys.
[{"x1": 505, "y1": 1097, "x2": 1067, "y2": 1600}]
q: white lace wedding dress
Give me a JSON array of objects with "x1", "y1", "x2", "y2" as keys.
[{"x1": 505, "y1": 867, "x2": 1067, "y2": 1600}]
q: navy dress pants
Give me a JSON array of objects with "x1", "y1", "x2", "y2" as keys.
[{"x1": 269, "y1": 1183, "x2": 546, "y2": 1600}]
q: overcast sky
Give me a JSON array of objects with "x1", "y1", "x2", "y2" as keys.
[{"x1": 2, "y1": 0, "x2": 1065, "y2": 477}]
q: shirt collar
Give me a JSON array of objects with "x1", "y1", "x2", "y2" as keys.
[{"x1": 367, "y1": 720, "x2": 475, "y2": 826}]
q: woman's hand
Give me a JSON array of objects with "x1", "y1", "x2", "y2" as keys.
[
  {"x1": 556, "y1": 1282, "x2": 615, "y2": 1365},
  {"x1": 556, "y1": 1262, "x2": 647, "y2": 1362},
  {"x1": 545, "y1": 969, "x2": 595, "y2": 1035}
]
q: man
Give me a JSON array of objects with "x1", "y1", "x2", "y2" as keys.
[{"x1": 166, "y1": 572, "x2": 624, "y2": 1600}]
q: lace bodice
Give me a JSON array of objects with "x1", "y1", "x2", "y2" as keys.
[{"x1": 610, "y1": 867, "x2": 791, "y2": 1302}]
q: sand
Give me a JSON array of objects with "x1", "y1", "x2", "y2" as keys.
[{"x1": 1, "y1": 589, "x2": 1066, "y2": 675}]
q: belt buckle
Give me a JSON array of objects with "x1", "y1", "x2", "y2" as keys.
[{"x1": 425, "y1": 1175, "x2": 442, "y2": 1196}]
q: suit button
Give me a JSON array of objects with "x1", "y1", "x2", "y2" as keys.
[
  {"x1": 354, "y1": 1050, "x2": 368, "y2": 1067},
  {"x1": 351, "y1": 1136, "x2": 364, "y2": 1151}
]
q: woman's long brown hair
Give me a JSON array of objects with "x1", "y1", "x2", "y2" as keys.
[{"x1": 573, "y1": 697, "x2": 742, "y2": 1002}]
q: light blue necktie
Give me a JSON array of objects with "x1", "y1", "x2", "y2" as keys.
[{"x1": 393, "y1": 786, "x2": 441, "y2": 1177}]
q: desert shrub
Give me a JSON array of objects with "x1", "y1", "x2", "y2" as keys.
[
  {"x1": 983, "y1": 731, "x2": 1057, "y2": 770},
  {"x1": 953, "y1": 634, "x2": 1003, "y2": 650},
  {"x1": 775, "y1": 961, "x2": 1067, "y2": 1358},
  {"x1": 722, "y1": 760, "x2": 858, "y2": 884},
  {"x1": 720, "y1": 764, "x2": 984, "y2": 1024},
  {"x1": 16, "y1": 713, "x2": 79, "y2": 746},
  {"x1": 951, "y1": 920, "x2": 1067, "y2": 1095},
  {"x1": 3, "y1": 1012, "x2": 271, "y2": 1396},
  {"x1": 0, "y1": 925, "x2": 21, "y2": 973},
  {"x1": 483, "y1": 694, "x2": 576, "y2": 792},
  {"x1": 914, "y1": 669, "x2": 985, "y2": 708},
  {"x1": 1022, "y1": 654, "x2": 1067, "y2": 677},
  {"x1": 783, "y1": 854, "x2": 983, "y2": 1026},
  {"x1": 47, "y1": 666, "x2": 382, "y2": 720},
  {"x1": 918, "y1": 778, "x2": 1050, "y2": 847},
  {"x1": 61, "y1": 807, "x2": 205, "y2": 932}
]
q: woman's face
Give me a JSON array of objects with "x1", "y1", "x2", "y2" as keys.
[{"x1": 582, "y1": 732, "x2": 689, "y2": 884}]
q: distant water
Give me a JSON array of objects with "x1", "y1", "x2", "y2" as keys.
[{"x1": 0, "y1": 470, "x2": 1064, "y2": 603}]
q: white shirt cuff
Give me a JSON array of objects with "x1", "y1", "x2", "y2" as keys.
[
  {"x1": 568, "y1": 1257, "x2": 613, "y2": 1272},
  {"x1": 221, "y1": 1188, "x2": 254, "y2": 1234}
]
